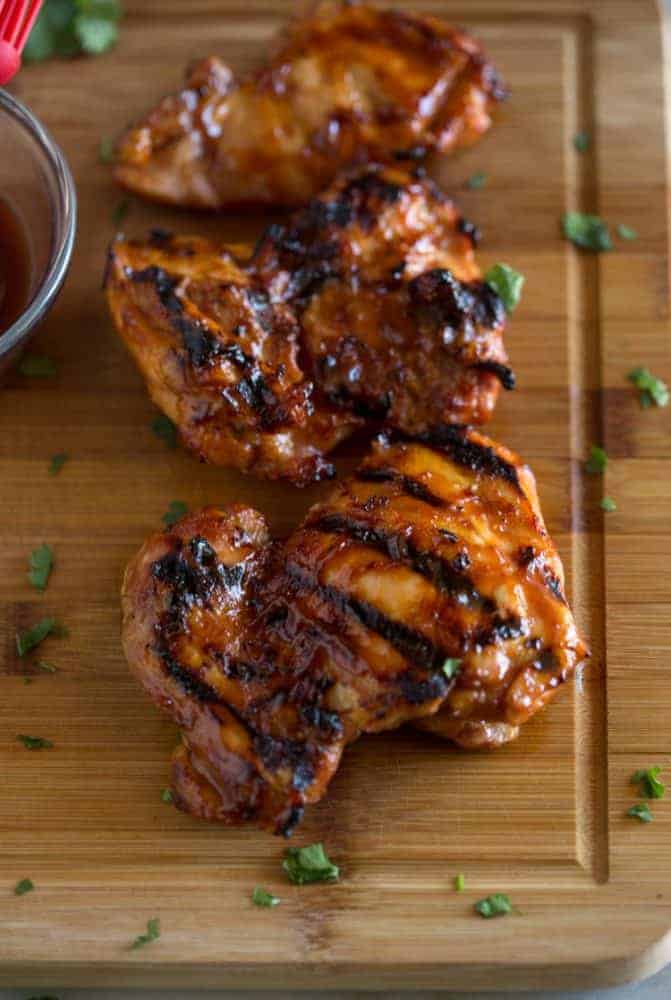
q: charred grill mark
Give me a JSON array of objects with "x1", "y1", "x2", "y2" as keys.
[
  {"x1": 384, "y1": 426, "x2": 520, "y2": 490},
  {"x1": 398, "y1": 670, "x2": 450, "y2": 705},
  {"x1": 472, "y1": 360, "x2": 516, "y2": 390},
  {"x1": 475, "y1": 614, "x2": 526, "y2": 648},
  {"x1": 409, "y1": 267, "x2": 505, "y2": 331},
  {"x1": 308, "y1": 513, "x2": 485, "y2": 608},
  {"x1": 278, "y1": 804, "x2": 304, "y2": 838},
  {"x1": 159, "y1": 650, "x2": 223, "y2": 704},
  {"x1": 286, "y1": 563, "x2": 449, "y2": 672},
  {"x1": 518, "y1": 545, "x2": 567, "y2": 604},
  {"x1": 254, "y1": 732, "x2": 315, "y2": 791},
  {"x1": 356, "y1": 466, "x2": 446, "y2": 508}
]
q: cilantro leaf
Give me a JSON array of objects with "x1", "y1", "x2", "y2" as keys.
[
  {"x1": 454, "y1": 873, "x2": 465, "y2": 892},
  {"x1": 600, "y1": 497, "x2": 617, "y2": 512},
  {"x1": 18, "y1": 355, "x2": 57, "y2": 377},
  {"x1": 252, "y1": 886, "x2": 280, "y2": 908},
  {"x1": 14, "y1": 877, "x2": 35, "y2": 896},
  {"x1": 162, "y1": 501, "x2": 189, "y2": 528},
  {"x1": 49, "y1": 452, "x2": 69, "y2": 476},
  {"x1": 28, "y1": 543, "x2": 54, "y2": 591},
  {"x1": 466, "y1": 172, "x2": 487, "y2": 190},
  {"x1": 627, "y1": 368, "x2": 669, "y2": 409},
  {"x1": 616, "y1": 224, "x2": 637, "y2": 241},
  {"x1": 160, "y1": 788, "x2": 173, "y2": 804},
  {"x1": 75, "y1": 14, "x2": 118, "y2": 54},
  {"x1": 131, "y1": 917, "x2": 160, "y2": 950},
  {"x1": 573, "y1": 131, "x2": 590, "y2": 153},
  {"x1": 16, "y1": 617, "x2": 66, "y2": 656},
  {"x1": 484, "y1": 263, "x2": 525, "y2": 313},
  {"x1": 283, "y1": 843, "x2": 340, "y2": 885},
  {"x1": 111, "y1": 199, "x2": 131, "y2": 227},
  {"x1": 631, "y1": 766, "x2": 665, "y2": 800},
  {"x1": 627, "y1": 802, "x2": 653, "y2": 823},
  {"x1": 585, "y1": 445, "x2": 607, "y2": 475},
  {"x1": 151, "y1": 414, "x2": 178, "y2": 449},
  {"x1": 25, "y1": 0, "x2": 122, "y2": 64},
  {"x1": 17, "y1": 735, "x2": 54, "y2": 750},
  {"x1": 563, "y1": 212, "x2": 612, "y2": 252},
  {"x1": 474, "y1": 893, "x2": 512, "y2": 918},
  {"x1": 99, "y1": 137, "x2": 115, "y2": 164},
  {"x1": 442, "y1": 658, "x2": 462, "y2": 679}
]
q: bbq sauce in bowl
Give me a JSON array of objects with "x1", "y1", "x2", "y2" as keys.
[{"x1": 0, "y1": 198, "x2": 31, "y2": 336}]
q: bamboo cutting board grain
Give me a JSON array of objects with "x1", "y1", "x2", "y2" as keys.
[{"x1": 0, "y1": 0, "x2": 670, "y2": 989}]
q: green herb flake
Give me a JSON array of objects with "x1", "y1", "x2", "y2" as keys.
[
  {"x1": 252, "y1": 886, "x2": 280, "y2": 908},
  {"x1": 37, "y1": 660, "x2": 58, "y2": 674},
  {"x1": 474, "y1": 893, "x2": 512, "y2": 918},
  {"x1": 631, "y1": 766, "x2": 665, "y2": 800},
  {"x1": 442, "y1": 658, "x2": 462, "y2": 679},
  {"x1": 151, "y1": 414, "x2": 178, "y2": 449},
  {"x1": 99, "y1": 136, "x2": 115, "y2": 164},
  {"x1": 627, "y1": 368, "x2": 669, "y2": 409},
  {"x1": 112, "y1": 198, "x2": 131, "y2": 227},
  {"x1": 18, "y1": 355, "x2": 57, "y2": 378},
  {"x1": 467, "y1": 171, "x2": 487, "y2": 190},
  {"x1": 160, "y1": 788, "x2": 173, "y2": 804},
  {"x1": 131, "y1": 916, "x2": 161, "y2": 950},
  {"x1": 627, "y1": 802, "x2": 653, "y2": 823},
  {"x1": 454, "y1": 873, "x2": 465, "y2": 892},
  {"x1": 24, "y1": 676, "x2": 33, "y2": 685},
  {"x1": 573, "y1": 131, "x2": 590, "y2": 153},
  {"x1": 25, "y1": 0, "x2": 123, "y2": 64},
  {"x1": 14, "y1": 877, "x2": 35, "y2": 896},
  {"x1": 484, "y1": 263, "x2": 525, "y2": 313},
  {"x1": 563, "y1": 212, "x2": 612, "y2": 252},
  {"x1": 17, "y1": 735, "x2": 54, "y2": 750},
  {"x1": 16, "y1": 617, "x2": 65, "y2": 657},
  {"x1": 585, "y1": 445, "x2": 607, "y2": 475},
  {"x1": 616, "y1": 224, "x2": 637, "y2": 241},
  {"x1": 48, "y1": 452, "x2": 69, "y2": 476},
  {"x1": 600, "y1": 496, "x2": 617, "y2": 512},
  {"x1": 283, "y1": 843, "x2": 340, "y2": 885},
  {"x1": 162, "y1": 501, "x2": 189, "y2": 528},
  {"x1": 28, "y1": 543, "x2": 54, "y2": 591}
]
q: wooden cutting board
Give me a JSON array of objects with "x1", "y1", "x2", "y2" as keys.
[{"x1": 1, "y1": 0, "x2": 670, "y2": 990}]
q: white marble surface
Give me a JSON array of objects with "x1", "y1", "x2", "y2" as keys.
[{"x1": 4, "y1": 2, "x2": 671, "y2": 998}]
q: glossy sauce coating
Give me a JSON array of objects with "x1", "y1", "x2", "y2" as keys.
[{"x1": 121, "y1": 428, "x2": 589, "y2": 835}]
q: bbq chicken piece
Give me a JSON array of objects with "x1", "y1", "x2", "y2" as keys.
[
  {"x1": 105, "y1": 165, "x2": 513, "y2": 484},
  {"x1": 114, "y1": 1, "x2": 506, "y2": 210},
  {"x1": 121, "y1": 427, "x2": 588, "y2": 835}
]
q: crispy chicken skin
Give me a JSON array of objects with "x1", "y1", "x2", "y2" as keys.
[
  {"x1": 114, "y1": 1, "x2": 506, "y2": 209},
  {"x1": 121, "y1": 428, "x2": 588, "y2": 834},
  {"x1": 105, "y1": 165, "x2": 512, "y2": 484}
]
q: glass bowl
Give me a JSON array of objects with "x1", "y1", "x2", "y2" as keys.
[{"x1": 0, "y1": 87, "x2": 76, "y2": 377}]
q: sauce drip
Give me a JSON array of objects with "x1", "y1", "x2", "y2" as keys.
[{"x1": 0, "y1": 199, "x2": 31, "y2": 335}]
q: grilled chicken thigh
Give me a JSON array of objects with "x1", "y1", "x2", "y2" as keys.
[
  {"x1": 114, "y1": 1, "x2": 505, "y2": 209},
  {"x1": 122, "y1": 427, "x2": 588, "y2": 834},
  {"x1": 105, "y1": 165, "x2": 512, "y2": 483}
]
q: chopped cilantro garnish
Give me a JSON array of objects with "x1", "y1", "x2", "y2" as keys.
[
  {"x1": 17, "y1": 735, "x2": 54, "y2": 750},
  {"x1": 442, "y1": 658, "x2": 462, "y2": 679},
  {"x1": 162, "y1": 501, "x2": 189, "y2": 528},
  {"x1": 573, "y1": 131, "x2": 590, "y2": 153},
  {"x1": 99, "y1": 137, "x2": 115, "y2": 164},
  {"x1": 252, "y1": 887, "x2": 280, "y2": 908},
  {"x1": 467, "y1": 171, "x2": 487, "y2": 190},
  {"x1": 28, "y1": 543, "x2": 54, "y2": 591},
  {"x1": 563, "y1": 212, "x2": 612, "y2": 252},
  {"x1": 151, "y1": 414, "x2": 178, "y2": 449},
  {"x1": 627, "y1": 803, "x2": 653, "y2": 823},
  {"x1": 627, "y1": 368, "x2": 669, "y2": 409},
  {"x1": 112, "y1": 199, "x2": 131, "y2": 227},
  {"x1": 616, "y1": 224, "x2": 637, "y2": 241},
  {"x1": 585, "y1": 445, "x2": 607, "y2": 475},
  {"x1": 24, "y1": 0, "x2": 123, "y2": 64},
  {"x1": 160, "y1": 788, "x2": 173, "y2": 804},
  {"x1": 130, "y1": 917, "x2": 160, "y2": 950},
  {"x1": 48, "y1": 452, "x2": 69, "y2": 476},
  {"x1": 18, "y1": 355, "x2": 56, "y2": 378},
  {"x1": 283, "y1": 843, "x2": 340, "y2": 885},
  {"x1": 454, "y1": 873, "x2": 465, "y2": 892},
  {"x1": 474, "y1": 893, "x2": 512, "y2": 918},
  {"x1": 24, "y1": 677, "x2": 33, "y2": 685},
  {"x1": 631, "y1": 766, "x2": 665, "y2": 800},
  {"x1": 14, "y1": 877, "x2": 35, "y2": 896},
  {"x1": 16, "y1": 618, "x2": 66, "y2": 657},
  {"x1": 600, "y1": 497, "x2": 617, "y2": 512},
  {"x1": 484, "y1": 263, "x2": 525, "y2": 313}
]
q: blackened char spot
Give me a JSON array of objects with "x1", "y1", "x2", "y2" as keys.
[
  {"x1": 398, "y1": 670, "x2": 450, "y2": 705},
  {"x1": 300, "y1": 704, "x2": 344, "y2": 738},
  {"x1": 278, "y1": 804, "x2": 304, "y2": 838},
  {"x1": 160, "y1": 652, "x2": 222, "y2": 704},
  {"x1": 472, "y1": 360, "x2": 516, "y2": 390},
  {"x1": 409, "y1": 268, "x2": 505, "y2": 331},
  {"x1": 356, "y1": 466, "x2": 445, "y2": 508}
]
